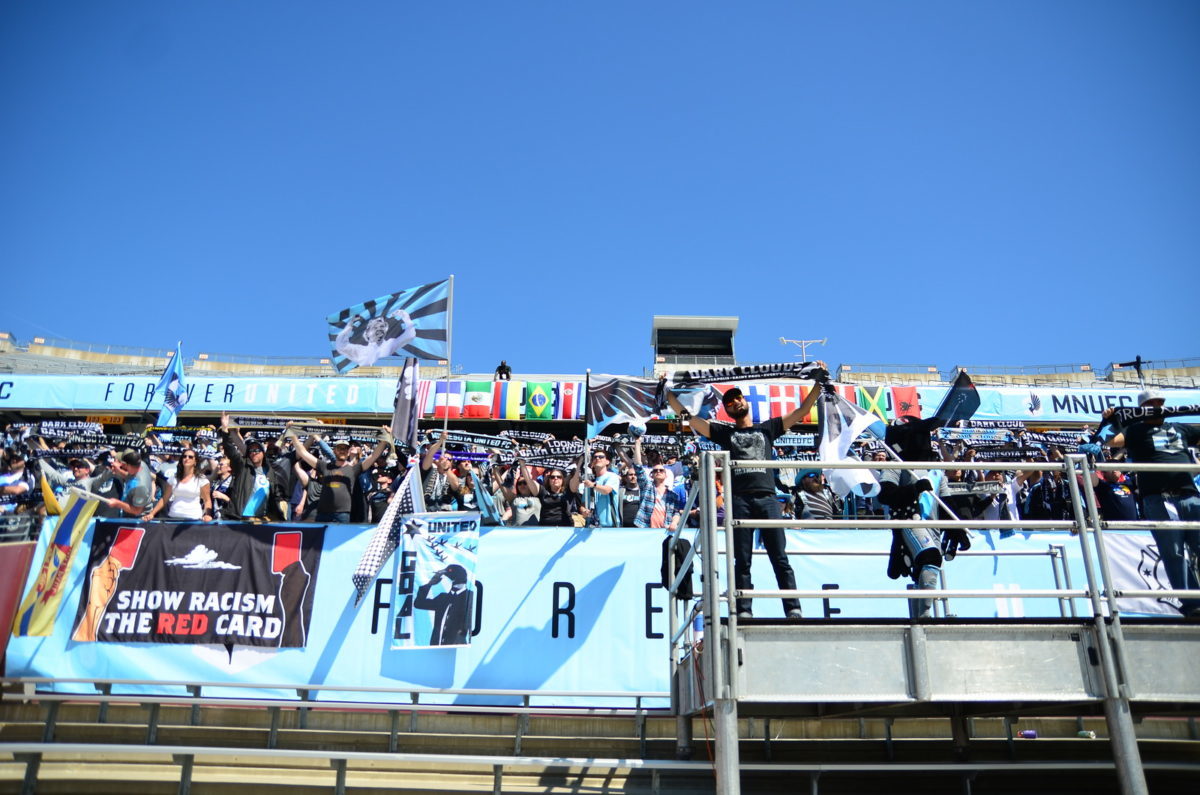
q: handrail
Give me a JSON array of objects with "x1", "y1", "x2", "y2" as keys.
[{"x1": 1, "y1": 676, "x2": 666, "y2": 702}]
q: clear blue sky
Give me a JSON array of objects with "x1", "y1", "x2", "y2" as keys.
[{"x1": 3, "y1": 1, "x2": 1198, "y2": 376}]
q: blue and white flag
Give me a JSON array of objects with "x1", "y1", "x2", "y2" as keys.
[
  {"x1": 818, "y1": 389, "x2": 886, "y2": 498},
  {"x1": 327, "y1": 279, "x2": 450, "y2": 374},
  {"x1": 154, "y1": 342, "x2": 189, "y2": 426}
]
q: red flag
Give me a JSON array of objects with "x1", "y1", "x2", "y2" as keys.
[
  {"x1": 768, "y1": 384, "x2": 798, "y2": 418},
  {"x1": 891, "y1": 386, "x2": 921, "y2": 419}
]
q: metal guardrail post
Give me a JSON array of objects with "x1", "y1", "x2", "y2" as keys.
[
  {"x1": 331, "y1": 758, "x2": 347, "y2": 795},
  {"x1": 1063, "y1": 456, "x2": 1147, "y2": 795},
  {"x1": 701, "y1": 451, "x2": 741, "y2": 795},
  {"x1": 16, "y1": 752, "x2": 40, "y2": 795},
  {"x1": 1075, "y1": 458, "x2": 1138, "y2": 696},
  {"x1": 174, "y1": 753, "x2": 194, "y2": 795}
]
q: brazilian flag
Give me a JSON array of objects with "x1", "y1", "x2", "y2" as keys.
[{"x1": 525, "y1": 382, "x2": 555, "y2": 420}]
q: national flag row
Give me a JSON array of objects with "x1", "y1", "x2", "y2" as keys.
[
  {"x1": 695, "y1": 383, "x2": 920, "y2": 424},
  {"x1": 422, "y1": 381, "x2": 586, "y2": 420},
  {"x1": 414, "y1": 381, "x2": 920, "y2": 423}
]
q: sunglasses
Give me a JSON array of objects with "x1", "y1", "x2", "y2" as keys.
[
  {"x1": 547, "y1": 474, "x2": 564, "y2": 479},
  {"x1": 651, "y1": 468, "x2": 666, "y2": 474}
]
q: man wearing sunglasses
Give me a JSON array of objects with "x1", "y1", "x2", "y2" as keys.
[{"x1": 666, "y1": 371, "x2": 825, "y2": 619}]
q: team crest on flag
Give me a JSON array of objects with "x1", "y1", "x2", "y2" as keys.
[
  {"x1": 326, "y1": 280, "x2": 450, "y2": 374},
  {"x1": 525, "y1": 382, "x2": 554, "y2": 420}
]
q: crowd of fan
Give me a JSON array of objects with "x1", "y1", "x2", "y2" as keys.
[{"x1": 1, "y1": 414, "x2": 1195, "y2": 534}]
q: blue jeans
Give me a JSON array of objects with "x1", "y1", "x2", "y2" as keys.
[
  {"x1": 316, "y1": 512, "x2": 351, "y2": 524},
  {"x1": 1142, "y1": 492, "x2": 1200, "y2": 614},
  {"x1": 730, "y1": 492, "x2": 799, "y2": 616}
]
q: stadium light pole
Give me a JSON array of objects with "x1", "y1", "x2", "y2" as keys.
[{"x1": 780, "y1": 336, "x2": 826, "y2": 361}]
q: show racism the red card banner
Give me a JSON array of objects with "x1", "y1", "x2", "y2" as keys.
[{"x1": 71, "y1": 520, "x2": 325, "y2": 647}]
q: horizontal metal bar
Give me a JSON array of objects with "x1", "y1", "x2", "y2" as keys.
[
  {"x1": 733, "y1": 519, "x2": 1078, "y2": 530},
  {"x1": 1113, "y1": 589, "x2": 1199, "y2": 599},
  {"x1": 1093, "y1": 462, "x2": 1200, "y2": 473},
  {"x1": 733, "y1": 459, "x2": 1070, "y2": 472},
  {"x1": 0, "y1": 693, "x2": 669, "y2": 716},
  {"x1": 5, "y1": 742, "x2": 1194, "y2": 775},
  {"x1": 0, "y1": 677, "x2": 664, "y2": 700},
  {"x1": 741, "y1": 589, "x2": 1090, "y2": 600},
  {"x1": 1100, "y1": 522, "x2": 1200, "y2": 531}
]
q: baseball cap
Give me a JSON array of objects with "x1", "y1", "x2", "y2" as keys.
[
  {"x1": 722, "y1": 387, "x2": 744, "y2": 405},
  {"x1": 798, "y1": 468, "x2": 821, "y2": 480},
  {"x1": 1137, "y1": 388, "x2": 1165, "y2": 407}
]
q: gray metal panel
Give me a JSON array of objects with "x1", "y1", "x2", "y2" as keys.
[
  {"x1": 736, "y1": 623, "x2": 1107, "y2": 705},
  {"x1": 1119, "y1": 624, "x2": 1200, "y2": 702},
  {"x1": 921, "y1": 624, "x2": 1100, "y2": 701},
  {"x1": 738, "y1": 626, "x2": 913, "y2": 702}
]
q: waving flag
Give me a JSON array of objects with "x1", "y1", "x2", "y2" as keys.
[
  {"x1": 154, "y1": 342, "x2": 189, "y2": 426},
  {"x1": 819, "y1": 390, "x2": 886, "y2": 498},
  {"x1": 352, "y1": 465, "x2": 425, "y2": 607},
  {"x1": 933, "y1": 371, "x2": 982, "y2": 426},
  {"x1": 389, "y1": 358, "x2": 421, "y2": 452},
  {"x1": 14, "y1": 490, "x2": 100, "y2": 636},
  {"x1": 587, "y1": 375, "x2": 664, "y2": 437},
  {"x1": 327, "y1": 279, "x2": 450, "y2": 374}
]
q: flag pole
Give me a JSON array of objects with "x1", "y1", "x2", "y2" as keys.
[{"x1": 442, "y1": 275, "x2": 454, "y2": 441}]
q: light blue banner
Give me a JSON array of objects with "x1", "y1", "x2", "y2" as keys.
[
  {"x1": 919, "y1": 385, "x2": 1200, "y2": 423},
  {"x1": 7, "y1": 516, "x2": 1168, "y2": 706},
  {"x1": 0, "y1": 374, "x2": 395, "y2": 414},
  {"x1": 4, "y1": 373, "x2": 1199, "y2": 423}
]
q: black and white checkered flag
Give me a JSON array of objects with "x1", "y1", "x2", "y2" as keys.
[{"x1": 351, "y1": 464, "x2": 425, "y2": 606}]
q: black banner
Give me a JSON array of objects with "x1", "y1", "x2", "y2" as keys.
[
  {"x1": 71, "y1": 521, "x2": 325, "y2": 648},
  {"x1": 500, "y1": 430, "x2": 554, "y2": 444},
  {"x1": 429, "y1": 429, "x2": 516, "y2": 450},
  {"x1": 971, "y1": 448, "x2": 1048, "y2": 462},
  {"x1": 1109, "y1": 404, "x2": 1200, "y2": 425},
  {"x1": 672, "y1": 361, "x2": 825, "y2": 387}
]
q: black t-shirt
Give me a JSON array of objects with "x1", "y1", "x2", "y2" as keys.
[
  {"x1": 620, "y1": 489, "x2": 641, "y2": 527},
  {"x1": 1094, "y1": 479, "x2": 1139, "y2": 522},
  {"x1": 1122, "y1": 422, "x2": 1200, "y2": 495},
  {"x1": 538, "y1": 488, "x2": 577, "y2": 526},
  {"x1": 706, "y1": 417, "x2": 785, "y2": 495},
  {"x1": 317, "y1": 459, "x2": 363, "y2": 514}
]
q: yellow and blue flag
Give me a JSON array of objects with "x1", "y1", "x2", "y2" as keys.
[{"x1": 13, "y1": 491, "x2": 100, "y2": 637}]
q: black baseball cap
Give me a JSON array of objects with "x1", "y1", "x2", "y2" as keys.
[{"x1": 722, "y1": 387, "x2": 744, "y2": 405}]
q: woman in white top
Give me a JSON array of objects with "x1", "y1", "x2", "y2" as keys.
[{"x1": 149, "y1": 449, "x2": 213, "y2": 521}]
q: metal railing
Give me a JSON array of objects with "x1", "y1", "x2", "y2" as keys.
[{"x1": 665, "y1": 452, "x2": 1200, "y2": 795}]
